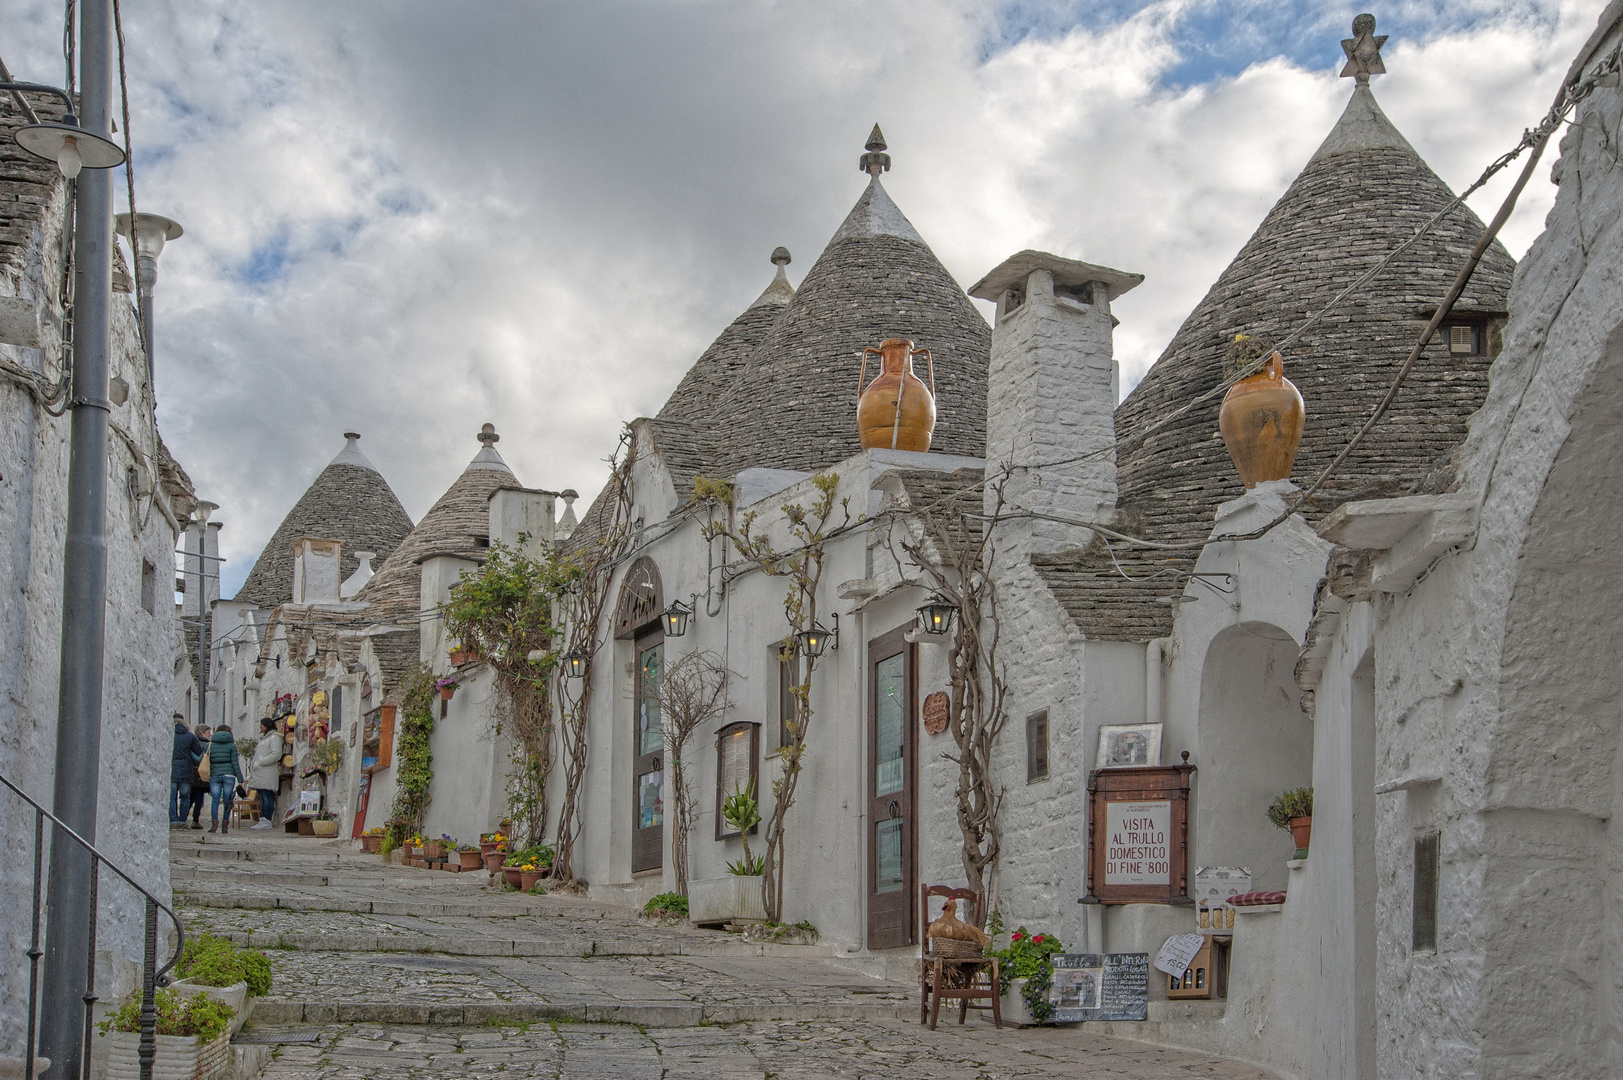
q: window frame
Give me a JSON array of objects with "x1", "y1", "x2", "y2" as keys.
[
  {"x1": 777, "y1": 643, "x2": 801, "y2": 750},
  {"x1": 714, "y1": 720, "x2": 760, "y2": 840},
  {"x1": 1026, "y1": 710, "x2": 1050, "y2": 783},
  {"x1": 1412, "y1": 832, "x2": 1441, "y2": 952},
  {"x1": 1439, "y1": 318, "x2": 1485, "y2": 357}
]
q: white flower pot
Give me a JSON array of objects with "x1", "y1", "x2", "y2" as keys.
[
  {"x1": 1000, "y1": 977, "x2": 1040, "y2": 1027},
  {"x1": 96, "y1": 1031, "x2": 230, "y2": 1080},
  {"x1": 170, "y1": 980, "x2": 249, "y2": 1035},
  {"x1": 687, "y1": 874, "x2": 766, "y2": 925}
]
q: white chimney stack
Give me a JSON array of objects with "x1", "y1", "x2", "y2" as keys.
[
  {"x1": 340, "y1": 551, "x2": 375, "y2": 599},
  {"x1": 291, "y1": 538, "x2": 343, "y2": 605}
]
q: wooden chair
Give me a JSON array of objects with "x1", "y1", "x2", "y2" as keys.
[{"x1": 919, "y1": 884, "x2": 1002, "y2": 1030}]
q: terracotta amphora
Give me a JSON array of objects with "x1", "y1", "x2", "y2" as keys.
[
  {"x1": 1218, "y1": 351, "x2": 1304, "y2": 488},
  {"x1": 857, "y1": 338, "x2": 936, "y2": 452}
]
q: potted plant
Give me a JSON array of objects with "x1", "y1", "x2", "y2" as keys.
[
  {"x1": 424, "y1": 834, "x2": 448, "y2": 860},
  {"x1": 518, "y1": 862, "x2": 546, "y2": 891},
  {"x1": 170, "y1": 932, "x2": 272, "y2": 1038},
  {"x1": 456, "y1": 841, "x2": 483, "y2": 871},
  {"x1": 1268, "y1": 786, "x2": 1314, "y2": 857},
  {"x1": 993, "y1": 927, "x2": 1065, "y2": 1026},
  {"x1": 480, "y1": 830, "x2": 507, "y2": 856},
  {"x1": 360, "y1": 826, "x2": 385, "y2": 854},
  {"x1": 95, "y1": 987, "x2": 234, "y2": 1079},
  {"x1": 312, "y1": 811, "x2": 339, "y2": 838},
  {"x1": 435, "y1": 676, "x2": 457, "y2": 701},
  {"x1": 690, "y1": 781, "x2": 768, "y2": 925},
  {"x1": 449, "y1": 643, "x2": 470, "y2": 667}
]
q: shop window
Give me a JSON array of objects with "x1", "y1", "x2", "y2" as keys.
[
  {"x1": 778, "y1": 644, "x2": 801, "y2": 749},
  {"x1": 715, "y1": 721, "x2": 760, "y2": 839},
  {"x1": 1413, "y1": 832, "x2": 1440, "y2": 952},
  {"x1": 140, "y1": 559, "x2": 157, "y2": 614},
  {"x1": 1027, "y1": 710, "x2": 1049, "y2": 782}
]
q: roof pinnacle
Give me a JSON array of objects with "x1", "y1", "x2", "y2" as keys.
[
  {"x1": 771, "y1": 246, "x2": 791, "y2": 266},
  {"x1": 860, "y1": 123, "x2": 890, "y2": 177},
  {"x1": 1340, "y1": 13, "x2": 1388, "y2": 85},
  {"x1": 477, "y1": 422, "x2": 500, "y2": 447}
]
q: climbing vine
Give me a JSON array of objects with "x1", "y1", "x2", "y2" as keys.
[
  {"x1": 385, "y1": 666, "x2": 438, "y2": 844},
  {"x1": 443, "y1": 539, "x2": 568, "y2": 847},
  {"x1": 701, "y1": 471, "x2": 848, "y2": 922}
]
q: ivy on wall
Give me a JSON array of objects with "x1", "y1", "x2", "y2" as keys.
[{"x1": 386, "y1": 665, "x2": 438, "y2": 844}]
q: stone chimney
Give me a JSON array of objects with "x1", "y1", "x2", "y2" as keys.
[
  {"x1": 291, "y1": 538, "x2": 343, "y2": 605},
  {"x1": 340, "y1": 551, "x2": 375, "y2": 599},
  {"x1": 970, "y1": 250, "x2": 1143, "y2": 553},
  {"x1": 489, "y1": 486, "x2": 557, "y2": 561}
]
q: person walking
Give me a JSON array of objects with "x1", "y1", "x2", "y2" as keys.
[
  {"x1": 248, "y1": 717, "x2": 283, "y2": 831},
  {"x1": 170, "y1": 715, "x2": 203, "y2": 829},
  {"x1": 186, "y1": 725, "x2": 212, "y2": 829},
  {"x1": 207, "y1": 723, "x2": 243, "y2": 833}
]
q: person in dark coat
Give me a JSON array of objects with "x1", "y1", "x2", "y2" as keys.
[
  {"x1": 186, "y1": 726, "x2": 212, "y2": 829},
  {"x1": 207, "y1": 724, "x2": 243, "y2": 833},
  {"x1": 170, "y1": 715, "x2": 203, "y2": 828}
]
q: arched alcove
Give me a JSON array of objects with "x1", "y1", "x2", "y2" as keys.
[
  {"x1": 1196, "y1": 622, "x2": 1311, "y2": 892},
  {"x1": 1480, "y1": 322, "x2": 1623, "y2": 1077}
]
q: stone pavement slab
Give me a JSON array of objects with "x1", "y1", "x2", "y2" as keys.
[{"x1": 245, "y1": 1019, "x2": 1281, "y2": 1079}]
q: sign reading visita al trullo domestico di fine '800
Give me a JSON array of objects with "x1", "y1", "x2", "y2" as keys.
[
  {"x1": 1103, "y1": 800, "x2": 1172, "y2": 887},
  {"x1": 1083, "y1": 763, "x2": 1195, "y2": 905}
]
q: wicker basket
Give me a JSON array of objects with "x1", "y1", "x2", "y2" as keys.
[{"x1": 926, "y1": 936, "x2": 986, "y2": 960}]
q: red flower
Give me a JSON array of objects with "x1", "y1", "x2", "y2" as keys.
[
  {"x1": 1033, "y1": 935, "x2": 1045, "y2": 943},
  {"x1": 1012, "y1": 932, "x2": 1024, "y2": 941}
]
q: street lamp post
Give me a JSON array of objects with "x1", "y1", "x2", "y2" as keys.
[
  {"x1": 192, "y1": 501, "x2": 219, "y2": 732},
  {"x1": 36, "y1": 2, "x2": 122, "y2": 1076},
  {"x1": 115, "y1": 212, "x2": 183, "y2": 388}
]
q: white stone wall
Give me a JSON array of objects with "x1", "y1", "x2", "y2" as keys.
[{"x1": 0, "y1": 184, "x2": 192, "y2": 1049}]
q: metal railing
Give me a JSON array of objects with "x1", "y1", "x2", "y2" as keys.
[{"x1": 0, "y1": 771, "x2": 185, "y2": 1080}]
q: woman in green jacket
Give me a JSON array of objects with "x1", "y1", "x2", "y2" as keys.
[{"x1": 207, "y1": 724, "x2": 243, "y2": 833}]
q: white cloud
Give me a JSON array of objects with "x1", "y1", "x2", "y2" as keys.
[{"x1": 1, "y1": 0, "x2": 1603, "y2": 595}]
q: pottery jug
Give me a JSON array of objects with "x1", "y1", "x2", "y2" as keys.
[
  {"x1": 1218, "y1": 351, "x2": 1304, "y2": 488},
  {"x1": 857, "y1": 338, "x2": 936, "y2": 452}
]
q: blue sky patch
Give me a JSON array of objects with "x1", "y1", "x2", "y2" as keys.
[{"x1": 239, "y1": 233, "x2": 290, "y2": 286}]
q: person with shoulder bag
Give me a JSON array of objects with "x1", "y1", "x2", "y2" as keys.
[
  {"x1": 169, "y1": 715, "x2": 203, "y2": 829},
  {"x1": 207, "y1": 723, "x2": 243, "y2": 833},
  {"x1": 186, "y1": 726, "x2": 211, "y2": 829},
  {"x1": 248, "y1": 717, "x2": 283, "y2": 830}
]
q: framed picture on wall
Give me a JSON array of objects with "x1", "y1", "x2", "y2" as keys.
[{"x1": 1096, "y1": 723, "x2": 1163, "y2": 769}]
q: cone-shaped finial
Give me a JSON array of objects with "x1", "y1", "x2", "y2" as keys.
[
  {"x1": 771, "y1": 246, "x2": 791, "y2": 266},
  {"x1": 860, "y1": 123, "x2": 891, "y2": 177},
  {"x1": 477, "y1": 422, "x2": 500, "y2": 447},
  {"x1": 1340, "y1": 14, "x2": 1388, "y2": 84}
]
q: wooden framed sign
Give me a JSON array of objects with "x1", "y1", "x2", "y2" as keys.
[{"x1": 1081, "y1": 763, "x2": 1195, "y2": 905}]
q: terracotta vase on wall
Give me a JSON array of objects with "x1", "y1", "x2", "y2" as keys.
[
  {"x1": 1218, "y1": 352, "x2": 1305, "y2": 488},
  {"x1": 857, "y1": 337, "x2": 936, "y2": 452}
]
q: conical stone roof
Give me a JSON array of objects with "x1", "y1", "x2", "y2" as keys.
[
  {"x1": 235, "y1": 433, "x2": 413, "y2": 608},
  {"x1": 1036, "y1": 82, "x2": 1516, "y2": 641},
  {"x1": 357, "y1": 425, "x2": 517, "y2": 618},
  {"x1": 713, "y1": 177, "x2": 990, "y2": 474}
]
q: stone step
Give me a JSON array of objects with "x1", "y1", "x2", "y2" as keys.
[
  {"x1": 201, "y1": 929, "x2": 849, "y2": 960},
  {"x1": 246, "y1": 999, "x2": 913, "y2": 1028},
  {"x1": 172, "y1": 867, "x2": 331, "y2": 887}
]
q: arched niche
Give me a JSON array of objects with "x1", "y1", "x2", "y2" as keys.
[
  {"x1": 1480, "y1": 322, "x2": 1623, "y2": 1076},
  {"x1": 613, "y1": 557, "x2": 664, "y2": 640},
  {"x1": 1196, "y1": 621, "x2": 1310, "y2": 893}
]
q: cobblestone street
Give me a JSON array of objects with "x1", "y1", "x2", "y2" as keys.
[{"x1": 177, "y1": 833, "x2": 1278, "y2": 1077}]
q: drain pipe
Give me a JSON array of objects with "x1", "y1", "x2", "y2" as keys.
[{"x1": 1146, "y1": 638, "x2": 1166, "y2": 725}]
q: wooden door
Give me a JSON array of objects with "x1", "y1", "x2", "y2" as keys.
[
  {"x1": 867, "y1": 625, "x2": 917, "y2": 949},
  {"x1": 632, "y1": 632, "x2": 665, "y2": 873}
]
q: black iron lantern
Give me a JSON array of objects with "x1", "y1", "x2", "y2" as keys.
[
  {"x1": 563, "y1": 650, "x2": 589, "y2": 679},
  {"x1": 916, "y1": 595, "x2": 958, "y2": 636},
  {"x1": 661, "y1": 598, "x2": 692, "y2": 638},
  {"x1": 794, "y1": 614, "x2": 839, "y2": 657}
]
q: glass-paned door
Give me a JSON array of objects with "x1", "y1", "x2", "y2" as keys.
[
  {"x1": 632, "y1": 634, "x2": 665, "y2": 872},
  {"x1": 867, "y1": 625, "x2": 916, "y2": 949}
]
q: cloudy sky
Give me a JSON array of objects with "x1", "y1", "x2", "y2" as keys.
[{"x1": 5, "y1": 0, "x2": 1601, "y2": 596}]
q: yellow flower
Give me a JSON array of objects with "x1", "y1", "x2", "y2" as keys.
[{"x1": 521, "y1": 863, "x2": 535, "y2": 871}]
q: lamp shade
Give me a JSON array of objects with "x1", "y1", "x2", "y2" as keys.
[
  {"x1": 15, "y1": 117, "x2": 125, "y2": 177},
  {"x1": 661, "y1": 599, "x2": 692, "y2": 638},
  {"x1": 115, "y1": 212, "x2": 183, "y2": 259},
  {"x1": 916, "y1": 596, "x2": 958, "y2": 635}
]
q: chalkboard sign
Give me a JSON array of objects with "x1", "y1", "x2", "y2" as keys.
[{"x1": 1048, "y1": 953, "x2": 1150, "y2": 1022}]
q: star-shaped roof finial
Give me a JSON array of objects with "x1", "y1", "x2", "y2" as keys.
[
  {"x1": 1340, "y1": 13, "x2": 1388, "y2": 85},
  {"x1": 860, "y1": 123, "x2": 890, "y2": 177}
]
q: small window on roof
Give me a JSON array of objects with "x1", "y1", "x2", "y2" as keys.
[
  {"x1": 474, "y1": 534, "x2": 491, "y2": 548},
  {"x1": 1440, "y1": 320, "x2": 1483, "y2": 357}
]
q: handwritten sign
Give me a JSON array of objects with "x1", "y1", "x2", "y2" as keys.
[
  {"x1": 1104, "y1": 800, "x2": 1172, "y2": 887},
  {"x1": 1049, "y1": 953, "x2": 1150, "y2": 1022},
  {"x1": 1155, "y1": 933, "x2": 1206, "y2": 977}
]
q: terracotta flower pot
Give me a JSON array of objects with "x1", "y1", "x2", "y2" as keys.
[
  {"x1": 502, "y1": 866, "x2": 524, "y2": 888},
  {"x1": 1289, "y1": 815, "x2": 1313, "y2": 854},
  {"x1": 424, "y1": 841, "x2": 445, "y2": 859},
  {"x1": 483, "y1": 851, "x2": 504, "y2": 873},
  {"x1": 519, "y1": 870, "x2": 544, "y2": 891},
  {"x1": 360, "y1": 836, "x2": 382, "y2": 854},
  {"x1": 857, "y1": 338, "x2": 936, "y2": 452},
  {"x1": 402, "y1": 843, "x2": 418, "y2": 859},
  {"x1": 440, "y1": 686, "x2": 455, "y2": 700},
  {"x1": 1218, "y1": 351, "x2": 1305, "y2": 488},
  {"x1": 450, "y1": 650, "x2": 468, "y2": 667},
  {"x1": 458, "y1": 849, "x2": 483, "y2": 870}
]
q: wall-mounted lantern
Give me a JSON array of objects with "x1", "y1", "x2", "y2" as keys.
[
  {"x1": 916, "y1": 595, "x2": 958, "y2": 636},
  {"x1": 661, "y1": 598, "x2": 693, "y2": 638},
  {"x1": 794, "y1": 613, "x2": 840, "y2": 657}
]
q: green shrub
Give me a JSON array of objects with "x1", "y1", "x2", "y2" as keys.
[
  {"x1": 98, "y1": 987, "x2": 234, "y2": 1041},
  {"x1": 176, "y1": 933, "x2": 274, "y2": 997},
  {"x1": 643, "y1": 892, "x2": 688, "y2": 917}
]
